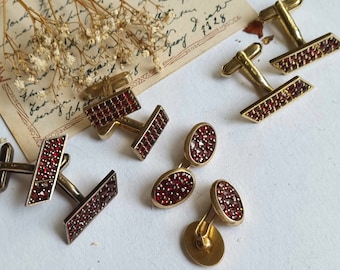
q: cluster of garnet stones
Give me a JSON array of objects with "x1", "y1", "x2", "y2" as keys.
[
  {"x1": 154, "y1": 171, "x2": 194, "y2": 207},
  {"x1": 65, "y1": 171, "x2": 117, "y2": 243},
  {"x1": 27, "y1": 136, "x2": 66, "y2": 205},
  {"x1": 244, "y1": 79, "x2": 312, "y2": 122},
  {"x1": 84, "y1": 89, "x2": 140, "y2": 128},
  {"x1": 273, "y1": 34, "x2": 340, "y2": 73},
  {"x1": 134, "y1": 107, "x2": 169, "y2": 160},
  {"x1": 215, "y1": 180, "x2": 243, "y2": 222},
  {"x1": 189, "y1": 124, "x2": 216, "y2": 164}
]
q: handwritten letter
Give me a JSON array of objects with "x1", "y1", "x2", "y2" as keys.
[{"x1": 0, "y1": 0, "x2": 256, "y2": 161}]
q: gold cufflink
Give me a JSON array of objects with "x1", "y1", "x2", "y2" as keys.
[
  {"x1": 151, "y1": 123, "x2": 216, "y2": 208},
  {"x1": 221, "y1": 43, "x2": 313, "y2": 123},
  {"x1": 0, "y1": 135, "x2": 68, "y2": 206},
  {"x1": 83, "y1": 73, "x2": 169, "y2": 160},
  {"x1": 97, "y1": 105, "x2": 169, "y2": 160},
  {"x1": 57, "y1": 155, "x2": 118, "y2": 244},
  {"x1": 83, "y1": 87, "x2": 141, "y2": 129},
  {"x1": 183, "y1": 180, "x2": 244, "y2": 266},
  {"x1": 1, "y1": 139, "x2": 118, "y2": 244},
  {"x1": 259, "y1": 0, "x2": 339, "y2": 73}
]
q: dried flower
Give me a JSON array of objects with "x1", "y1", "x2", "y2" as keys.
[
  {"x1": 14, "y1": 78, "x2": 26, "y2": 91},
  {"x1": 3, "y1": 0, "x2": 171, "y2": 101}
]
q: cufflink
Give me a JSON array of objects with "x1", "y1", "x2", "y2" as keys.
[
  {"x1": 97, "y1": 105, "x2": 169, "y2": 160},
  {"x1": 0, "y1": 135, "x2": 67, "y2": 206},
  {"x1": 57, "y1": 156, "x2": 118, "y2": 244},
  {"x1": 151, "y1": 123, "x2": 216, "y2": 208},
  {"x1": 83, "y1": 73, "x2": 169, "y2": 160},
  {"x1": 1, "y1": 139, "x2": 117, "y2": 244},
  {"x1": 83, "y1": 87, "x2": 141, "y2": 129},
  {"x1": 259, "y1": 0, "x2": 339, "y2": 73},
  {"x1": 221, "y1": 43, "x2": 313, "y2": 122},
  {"x1": 183, "y1": 180, "x2": 244, "y2": 266}
]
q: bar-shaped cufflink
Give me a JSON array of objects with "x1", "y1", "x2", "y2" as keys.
[
  {"x1": 221, "y1": 43, "x2": 313, "y2": 122},
  {"x1": 0, "y1": 135, "x2": 68, "y2": 206},
  {"x1": 60, "y1": 169, "x2": 118, "y2": 244},
  {"x1": 83, "y1": 87, "x2": 141, "y2": 128},
  {"x1": 259, "y1": 0, "x2": 339, "y2": 73},
  {"x1": 97, "y1": 105, "x2": 169, "y2": 160}
]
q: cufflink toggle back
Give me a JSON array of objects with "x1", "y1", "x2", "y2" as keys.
[
  {"x1": 183, "y1": 180, "x2": 244, "y2": 266},
  {"x1": 259, "y1": 0, "x2": 339, "y2": 73},
  {"x1": 222, "y1": 43, "x2": 313, "y2": 122},
  {"x1": 151, "y1": 123, "x2": 216, "y2": 208}
]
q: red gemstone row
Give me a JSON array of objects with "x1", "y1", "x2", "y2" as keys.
[
  {"x1": 244, "y1": 79, "x2": 312, "y2": 122},
  {"x1": 28, "y1": 136, "x2": 66, "y2": 204},
  {"x1": 135, "y1": 108, "x2": 169, "y2": 160},
  {"x1": 189, "y1": 124, "x2": 216, "y2": 164},
  {"x1": 155, "y1": 171, "x2": 194, "y2": 207},
  {"x1": 84, "y1": 89, "x2": 141, "y2": 128},
  {"x1": 274, "y1": 35, "x2": 340, "y2": 73},
  {"x1": 65, "y1": 172, "x2": 117, "y2": 243},
  {"x1": 215, "y1": 180, "x2": 243, "y2": 221}
]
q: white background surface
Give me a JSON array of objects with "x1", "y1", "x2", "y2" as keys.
[{"x1": 1, "y1": 0, "x2": 340, "y2": 269}]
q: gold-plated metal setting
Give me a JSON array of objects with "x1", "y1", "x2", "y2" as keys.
[
  {"x1": 183, "y1": 180, "x2": 244, "y2": 266},
  {"x1": 98, "y1": 105, "x2": 169, "y2": 160},
  {"x1": 151, "y1": 123, "x2": 216, "y2": 208},
  {"x1": 222, "y1": 43, "x2": 313, "y2": 123},
  {"x1": 259, "y1": 0, "x2": 340, "y2": 73}
]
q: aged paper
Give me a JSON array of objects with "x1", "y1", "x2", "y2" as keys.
[{"x1": 0, "y1": 0, "x2": 256, "y2": 161}]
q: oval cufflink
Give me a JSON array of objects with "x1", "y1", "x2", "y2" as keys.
[
  {"x1": 221, "y1": 43, "x2": 313, "y2": 123},
  {"x1": 259, "y1": 0, "x2": 339, "y2": 73},
  {"x1": 183, "y1": 179, "x2": 244, "y2": 266},
  {"x1": 151, "y1": 123, "x2": 217, "y2": 208}
]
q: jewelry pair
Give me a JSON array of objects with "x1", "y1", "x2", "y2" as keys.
[
  {"x1": 82, "y1": 72, "x2": 169, "y2": 160},
  {"x1": 222, "y1": 0, "x2": 339, "y2": 123},
  {"x1": 0, "y1": 135, "x2": 118, "y2": 244},
  {"x1": 151, "y1": 123, "x2": 244, "y2": 266}
]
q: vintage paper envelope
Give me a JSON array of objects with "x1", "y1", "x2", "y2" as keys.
[{"x1": 0, "y1": 0, "x2": 256, "y2": 161}]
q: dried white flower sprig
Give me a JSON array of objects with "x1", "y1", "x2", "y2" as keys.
[{"x1": 3, "y1": 0, "x2": 174, "y2": 102}]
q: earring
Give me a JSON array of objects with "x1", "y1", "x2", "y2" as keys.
[
  {"x1": 259, "y1": 0, "x2": 339, "y2": 73},
  {"x1": 151, "y1": 123, "x2": 216, "y2": 208},
  {"x1": 221, "y1": 43, "x2": 313, "y2": 122},
  {"x1": 183, "y1": 180, "x2": 244, "y2": 266}
]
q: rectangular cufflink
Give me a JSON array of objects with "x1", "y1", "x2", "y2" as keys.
[
  {"x1": 241, "y1": 76, "x2": 313, "y2": 122},
  {"x1": 64, "y1": 170, "x2": 118, "y2": 244},
  {"x1": 84, "y1": 88, "x2": 141, "y2": 128},
  {"x1": 26, "y1": 135, "x2": 67, "y2": 206}
]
